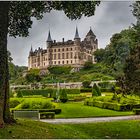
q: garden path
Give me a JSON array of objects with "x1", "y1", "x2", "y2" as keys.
[{"x1": 40, "y1": 115, "x2": 140, "y2": 124}]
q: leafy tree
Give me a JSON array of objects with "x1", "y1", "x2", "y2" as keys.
[
  {"x1": 93, "y1": 49, "x2": 106, "y2": 63},
  {"x1": 82, "y1": 80, "x2": 91, "y2": 88},
  {"x1": 83, "y1": 61, "x2": 93, "y2": 69},
  {"x1": 116, "y1": 2, "x2": 140, "y2": 96},
  {"x1": 0, "y1": 1, "x2": 100, "y2": 126}
]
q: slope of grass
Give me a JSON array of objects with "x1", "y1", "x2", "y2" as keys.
[
  {"x1": 56, "y1": 102, "x2": 134, "y2": 118},
  {"x1": 1, "y1": 119, "x2": 140, "y2": 139}
]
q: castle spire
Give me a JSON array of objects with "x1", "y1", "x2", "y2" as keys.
[
  {"x1": 47, "y1": 30, "x2": 52, "y2": 42},
  {"x1": 30, "y1": 45, "x2": 33, "y2": 52},
  {"x1": 74, "y1": 26, "x2": 80, "y2": 39}
]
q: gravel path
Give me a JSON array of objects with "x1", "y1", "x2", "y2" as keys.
[{"x1": 40, "y1": 115, "x2": 140, "y2": 124}]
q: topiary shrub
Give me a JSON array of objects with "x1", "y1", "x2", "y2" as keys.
[
  {"x1": 17, "y1": 91, "x2": 23, "y2": 98},
  {"x1": 92, "y1": 83, "x2": 101, "y2": 96},
  {"x1": 59, "y1": 89, "x2": 68, "y2": 103},
  {"x1": 92, "y1": 88, "x2": 98, "y2": 96}
]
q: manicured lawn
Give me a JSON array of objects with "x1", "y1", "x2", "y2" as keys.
[
  {"x1": 1, "y1": 119, "x2": 140, "y2": 139},
  {"x1": 56, "y1": 102, "x2": 134, "y2": 118}
]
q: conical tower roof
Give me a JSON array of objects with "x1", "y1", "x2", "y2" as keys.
[
  {"x1": 47, "y1": 30, "x2": 53, "y2": 42},
  {"x1": 86, "y1": 27, "x2": 96, "y2": 37},
  {"x1": 74, "y1": 26, "x2": 80, "y2": 39}
]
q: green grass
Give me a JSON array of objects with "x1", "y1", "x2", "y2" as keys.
[
  {"x1": 56, "y1": 102, "x2": 134, "y2": 118},
  {"x1": 1, "y1": 119, "x2": 140, "y2": 139}
]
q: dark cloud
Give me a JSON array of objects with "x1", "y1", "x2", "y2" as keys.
[{"x1": 7, "y1": 1, "x2": 136, "y2": 66}]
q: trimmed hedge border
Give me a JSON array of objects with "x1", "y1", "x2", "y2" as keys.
[
  {"x1": 84, "y1": 100, "x2": 140, "y2": 111},
  {"x1": 40, "y1": 112, "x2": 55, "y2": 119},
  {"x1": 16, "y1": 88, "x2": 80, "y2": 97},
  {"x1": 133, "y1": 109, "x2": 140, "y2": 115},
  {"x1": 11, "y1": 109, "x2": 61, "y2": 114}
]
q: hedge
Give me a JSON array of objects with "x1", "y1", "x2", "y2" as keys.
[
  {"x1": 40, "y1": 112, "x2": 55, "y2": 119},
  {"x1": 16, "y1": 88, "x2": 80, "y2": 97},
  {"x1": 11, "y1": 109, "x2": 61, "y2": 114},
  {"x1": 133, "y1": 109, "x2": 140, "y2": 115},
  {"x1": 80, "y1": 88, "x2": 92, "y2": 93},
  {"x1": 84, "y1": 100, "x2": 140, "y2": 111}
]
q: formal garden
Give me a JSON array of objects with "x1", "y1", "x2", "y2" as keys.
[{"x1": 9, "y1": 81, "x2": 140, "y2": 120}]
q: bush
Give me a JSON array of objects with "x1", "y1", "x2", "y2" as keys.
[
  {"x1": 82, "y1": 81, "x2": 91, "y2": 88},
  {"x1": 10, "y1": 99, "x2": 21, "y2": 108},
  {"x1": 15, "y1": 99, "x2": 55, "y2": 110},
  {"x1": 80, "y1": 88, "x2": 92, "y2": 93},
  {"x1": 40, "y1": 112, "x2": 55, "y2": 119},
  {"x1": 17, "y1": 91, "x2": 23, "y2": 98},
  {"x1": 16, "y1": 89, "x2": 56, "y2": 97},
  {"x1": 59, "y1": 89, "x2": 68, "y2": 103},
  {"x1": 92, "y1": 83, "x2": 101, "y2": 96},
  {"x1": 133, "y1": 109, "x2": 140, "y2": 115},
  {"x1": 48, "y1": 66, "x2": 72, "y2": 75}
]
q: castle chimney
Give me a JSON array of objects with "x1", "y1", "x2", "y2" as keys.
[{"x1": 62, "y1": 38, "x2": 64, "y2": 43}]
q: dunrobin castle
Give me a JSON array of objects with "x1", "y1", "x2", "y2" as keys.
[{"x1": 28, "y1": 27, "x2": 98, "y2": 71}]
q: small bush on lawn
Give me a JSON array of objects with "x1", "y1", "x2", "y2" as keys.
[
  {"x1": 60, "y1": 89, "x2": 68, "y2": 103},
  {"x1": 10, "y1": 98, "x2": 21, "y2": 108},
  {"x1": 40, "y1": 112, "x2": 55, "y2": 119}
]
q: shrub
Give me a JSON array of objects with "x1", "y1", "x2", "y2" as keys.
[
  {"x1": 133, "y1": 109, "x2": 140, "y2": 115},
  {"x1": 10, "y1": 99, "x2": 21, "y2": 108},
  {"x1": 92, "y1": 83, "x2": 101, "y2": 96},
  {"x1": 80, "y1": 88, "x2": 92, "y2": 93},
  {"x1": 17, "y1": 91, "x2": 23, "y2": 98},
  {"x1": 40, "y1": 112, "x2": 55, "y2": 119},
  {"x1": 15, "y1": 100, "x2": 55, "y2": 110},
  {"x1": 48, "y1": 66, "x2": 72, "y2": 75},
  {"x1": 59, "y1": 89, "x2": 68, "y2": 103},
  {"x1": 82, "y1": 81, "x2": 91, "y2": 88},
  {"x1": 83, "y1": 61, "x2": 93, "y2": 69}
]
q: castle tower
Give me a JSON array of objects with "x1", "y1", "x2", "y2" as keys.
[
  {"x1": 46, "y1": 30, "x2": 53, "y2": 48},
  {"x1": 28, "y1": 45, "x2": 33, "y2": 70},
  {"x1": 74, "y1": 26, "x2": 81, "y2": 45}
]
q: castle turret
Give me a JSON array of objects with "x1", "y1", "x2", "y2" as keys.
[
  {"x1": 46, "y1": 30, "x2": 53, "y2": 48},
  {"x1": 74, "y1": 27, "x2": 80, "y2": 45},
  {"x1": 28, "y1": 45, "x2": 33, "y2": 70}
]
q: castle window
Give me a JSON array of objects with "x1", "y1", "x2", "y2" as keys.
[
  {"x1": 62, "y1": 53, "x2": 64, "y2": 59},
  {"x1": 58, "y1": 61, "x2": 60, "y2": 64},
  {"x1": 66, "y1": 53, "x2": 69, "y2": 59},
  {"x1": 58, "y1": 49, "x2": 60, "y2": 52},
  {"x1": 67, "y1": 61, "x2": 69, "y2": 64},
  {"x1": 54, "y1": 49, "x2": 56, "y2": 52},
  {"x1": 71, "y1": 52, "x2": 73, "y2": 58},
  {"x1": 54, "y1": 61, "x2": 56, "y2": 64},
  {"x1": 54, "y1": 54, "x2": 56, "y2": 60},
  {"x1": 71, "y1": 60, "x2": 73, "y2": 64},
  {"x1": 58, "y1": 53, "x2": 60, "y2": 59},
  {"x1": 71, "y1": 48, "x2": 72, "y2": 51},
  {"x1": 44, "y1": 63, "x2": 45, "y2": 66},
  {"x1": 62, "y1": 48, "x2": 64, "y2": 51},
  {"x1": 66, "y1": 48, "x2": 68, "y2": 51},
  {"x1": 62, "y1": 61, "x2": 64, "y2": 64}
]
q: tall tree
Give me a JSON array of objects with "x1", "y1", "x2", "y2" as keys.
[
  {"x1": 0, "y1": 1, "x2": 100, "y2": 127},
  {"x1": 122, "y1": 1, "x2": 140, "y2": 95}
]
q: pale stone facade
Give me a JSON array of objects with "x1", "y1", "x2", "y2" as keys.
[{"x1": 28, "y1": 27, "x2": 98, "y2": 70}]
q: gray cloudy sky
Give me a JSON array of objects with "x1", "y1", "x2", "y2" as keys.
[{"x1": 7, "y1": 1, "x2": 136, "y2": 66}]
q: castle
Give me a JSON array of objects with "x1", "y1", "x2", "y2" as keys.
[{"x1": 28, "y1": 27, "x2": 98, "y2": 71}]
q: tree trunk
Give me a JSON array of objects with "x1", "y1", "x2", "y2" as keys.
[{"x1": 0, "y1": 1, "x2": 10, "y2": 127}]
